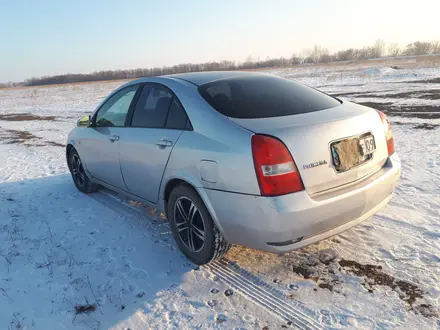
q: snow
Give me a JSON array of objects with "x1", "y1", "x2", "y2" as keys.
[{"x1": 0, "y1": 64, "x2": 439, "y2": 329}]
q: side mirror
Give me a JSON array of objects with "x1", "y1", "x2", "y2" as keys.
[{"x1": 77, "y1": 115, "x2": 91, "y2": 127}]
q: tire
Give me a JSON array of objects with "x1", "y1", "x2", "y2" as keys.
[
  {"x1": 167, "y1": 184, "x2": 231, "y2": 265},
  {"x1": 68, "y1": 148, "x2": 99, "y2": 194}
]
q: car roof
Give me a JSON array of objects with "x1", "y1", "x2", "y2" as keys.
[{"x1": 165, "y1": 71, "x2": 266, "y2": 86}]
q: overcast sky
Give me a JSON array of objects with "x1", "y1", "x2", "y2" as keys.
[{"x1": 1, "y1": 0, "x2": 439, "y2": 82}]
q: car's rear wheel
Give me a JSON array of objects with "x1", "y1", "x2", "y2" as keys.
[
  {"x1": 68, "y1": 148, "x2": 99, "y2": 193},
  {"x1": 167, "y1": 184, "x2": 231, "y2": 265}
]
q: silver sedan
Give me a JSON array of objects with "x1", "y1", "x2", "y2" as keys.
[{"x1": 66, "y1": 71, "x2": 401, "y2": 265}]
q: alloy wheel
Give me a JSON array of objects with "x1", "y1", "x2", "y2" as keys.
[
  {"x1": 173, "y1": 197, "x2": 206, "y2": 252},
  {"x1": 71, "y1": 154, "x2": 86, "y2": 187}
]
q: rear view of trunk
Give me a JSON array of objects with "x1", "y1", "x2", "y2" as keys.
[{"x1": 230, "y1": 102, "x2": 390, "y2": 195}]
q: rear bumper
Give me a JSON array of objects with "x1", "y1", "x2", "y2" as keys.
[{"x1": 202, "y1": 153, "x2": 401, "y2": 253}]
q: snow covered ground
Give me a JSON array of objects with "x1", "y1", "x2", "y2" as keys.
[{"x1": 0, "y1": 63, "x2": 439, "y2": 329}]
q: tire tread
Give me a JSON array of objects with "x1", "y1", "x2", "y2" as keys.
[
  {"x1": 169, "y1": 183, "x2": 231, "y2": 265},
  {"x1": 210, "y1": 225, "x2": 232, "y2": 263}
]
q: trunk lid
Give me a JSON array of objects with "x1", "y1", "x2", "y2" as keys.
[{"x1": 229, "y1": 102, "x2": 389, "y2": 195}]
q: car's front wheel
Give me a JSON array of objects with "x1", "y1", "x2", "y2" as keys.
[
  {"x1": 68, "y1": 148, "x2": 99, "y2": 193},
  {"x1": 167, "y1": 184, "x2": 231, "y2": 265}
]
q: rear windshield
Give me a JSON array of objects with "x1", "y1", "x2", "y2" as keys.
[{"x1": 199, "y1": 75, "x2": 341, "y2": 119}]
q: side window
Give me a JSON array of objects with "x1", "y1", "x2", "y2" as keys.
[
  {"x1": 165, "y1": 98, "x2": 190, "y2": 130},
  {"x1": 95, "y1": 85, "x2": 138, "y2": 127},
  {"x1": 131, "y1": 85, "x2": 172, "y2": 128}
]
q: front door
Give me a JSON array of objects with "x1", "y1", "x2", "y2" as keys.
[
  {"x1": 81, "y1": 85, "x2": 139, "y2": 190},
  {"x1": 119, "y1": 84, "x2": 191, "y2": 202}
]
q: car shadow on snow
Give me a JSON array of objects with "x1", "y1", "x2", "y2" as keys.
[{"x1": 0, "y1": 174, "x2": 200, "y2": 329}]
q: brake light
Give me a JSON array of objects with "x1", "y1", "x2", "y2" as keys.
[
  {"x1": 251, "y1": 135, "x2": 304, "y2": 196},
  {"x1": 377, "y1": 111, "x2": 395, "y2": 156}
]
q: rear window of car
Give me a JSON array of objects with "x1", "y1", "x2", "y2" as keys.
[{"x1": 198, "y1": 75, "x2": 341, "y2": 119}]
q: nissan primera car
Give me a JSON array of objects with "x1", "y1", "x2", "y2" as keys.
[{"x1": 67, "y1": 71, "x2": 401, "y2": 265}]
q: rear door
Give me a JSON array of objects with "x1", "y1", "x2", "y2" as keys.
[
  {"x1": 80, "y1": 84, "x2": 139, "y2": 190},
  {"x1": 118, "y1": 83, "x2": 190, "y2": 202}
]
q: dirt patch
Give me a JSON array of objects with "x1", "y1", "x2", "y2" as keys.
[
  {"x1": 334, "y1": 90, "x2": 440, "y2": 100},
  {"x1": 400, "y1": 77, "x2": 440, "y2": 84},
  {"x1": 0, "y1": 129, "x2": 65, "y2": 147},
  {"x1": 289, "y1": 248, "x2": 438, "y2": 318},
  {"x1": 46, "y1": 141, "x2": 65, "y2": 147},
  {"x1": 339, "y1": 260, "x2": 421, "y2": 304},
  {"x1": 386, "y1": 111, "x2": 440, "y2": 120},
  {"x1": 0, "y1": 129, "x2": 41, "y2": 145},
  {"x1": 338, "y1": 259, "x2": 438, "y2": 318},
  {"x1": 0, "y1": 113, "x2": 57, "y2": 121},
  {"x1": 341, "y1": 90, "x2": 440, "y2": 100},
  {"x1": 332, "y1": 91, "x2": 366, "y2": 97},
  {"x1": 356, "y1": 102, "x2": 440, "y2": 120},
  {"x1": 392, "y1": 122, "x2": 439, "y2": 130},
  {"x1": 413, "y1": 123, "x2": 438, "y2": 130},
  {"x1": 291, "y1": 249, "x2": 339, "y2": 289},
  {"x1": 356, "y1": 101, "x2": 395, "y2": 111},
  {"x1": 387, "y1": 105, "x2": 440, "y2": 120},
  {"x1": 291, "y1": 264, "x2": 315, "y2": 279},
  {"x1": 413, "y1": 304, "x2": 440, "y2": 318},
  {"x1": 318, "y1": 281, "x2": 337, "y2": 291},
  {"x1": 75, "y1": 304, "x2": 96, "y2": 314}
]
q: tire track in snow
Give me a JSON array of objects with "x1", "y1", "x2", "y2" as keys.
[
  {"x1": 91, "y1": 190, "x2": 323, "y2": 329},
  {"x1": 206, "y1": 260, "x2": 323, "y2": 329}
]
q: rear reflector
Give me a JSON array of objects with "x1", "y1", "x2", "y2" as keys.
[
  {"x1": 261, "y1": 162, "x2": 295, "y2": 176},
  {"x1": 251, "y1": 134, "x2": 304, "y2": 196},
  {"x1": 377, "y1": 111, "x2": 395, "y2": 156}
]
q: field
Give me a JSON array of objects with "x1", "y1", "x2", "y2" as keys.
[{"x1": 0, "y1": 61, "x2": 439, "y2": 329}]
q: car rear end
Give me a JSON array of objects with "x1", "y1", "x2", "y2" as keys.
[{"x1": 199, "y1": 74, "x2": 401, "y2": 253}]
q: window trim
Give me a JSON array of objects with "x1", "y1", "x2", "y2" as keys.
[
  {"x1": 127, "y1": 82, "x2": 193, "y2": 131},
  {"x1": 91, "y1": 84, "x2": 141, "y2": 128}
]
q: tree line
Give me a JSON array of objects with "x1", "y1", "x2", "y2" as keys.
[{"x1": 1, "y1": 39, "x2": 439, "y2": 88}]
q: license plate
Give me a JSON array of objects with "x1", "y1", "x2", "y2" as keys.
[
  {"x1": 331, "y1": 134, "x2": 376, "y2": 172},
  {"x1": 358, "y1": 135, "x2": 376, "y2": 156}
]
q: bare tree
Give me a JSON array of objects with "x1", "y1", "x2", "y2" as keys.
[
  {"x1": 299, "y1": 49, "x2": 311, "y2": 64},
  {"x1": 405, "y1": 41, "x2": 432, "y2": 55},
  {"x1": 319, "y1": 48, "x2": 331, "y2": 63},
  {"x1": 354, "y1": 47, "x2": 372, "y2": 60},
  {"x1": 370, "y1": 39, "x2": 386, "y2": 58},
  {"x1": 309, "y1": 45, "x2": 326, "y2": 64},
  {"x1": 241, "y1": 55, "x2": 255, "y2": 69},
  {"x1": 388, "y1": 42, "x2": 401, "y2": 56},
  {"x1": 431, "y1": 41, "x2": 440, "y2": 54},
  {"x1": 290, "y1": 52, "x2": 302, "y2": 65},
  {"x1": 334, "y1": 48, "x2": 355, "y2": 61}
]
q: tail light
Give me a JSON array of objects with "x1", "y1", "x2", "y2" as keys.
[
  {"x1": 377, "y1": 111, "x2": 395, "y2": 156},
  {"x1": 251, "y1": 134, "x2": 304, "y2": 196}
]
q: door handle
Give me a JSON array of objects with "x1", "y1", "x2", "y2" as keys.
[
  {"x1": 156, "y1": 138, "x2": 173, "y2": 148},
  {"x1": 108, "y1": 135, "x2": 120, "y2": 142}
]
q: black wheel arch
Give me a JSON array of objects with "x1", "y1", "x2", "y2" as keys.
[
  {"x1": 163, "y1": 178, "x2": 192, "y2": 219},
  {"x1": 66, "y1": 144, "x2": 75, "y2": 170}
]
